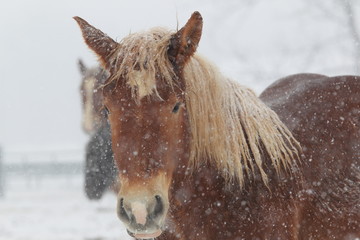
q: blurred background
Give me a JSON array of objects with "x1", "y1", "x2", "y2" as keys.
[{"x1": 0, "y1": 0, "x2": 359, "y2": 239}]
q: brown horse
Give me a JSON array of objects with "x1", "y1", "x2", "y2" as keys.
[
  {"x1": 78, "y1": 59, "x2": 118, "y2": 200},
  {"x1": 74, "y1": 12, "x2": 360, "y2": 239}
]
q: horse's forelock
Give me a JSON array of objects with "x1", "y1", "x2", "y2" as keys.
[{"x1": 107, "y1": 28, "x2": 177, "y2": 101}]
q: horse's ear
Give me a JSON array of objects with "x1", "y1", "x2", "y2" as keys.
[
  {"x1": 78, "y1": 59, "x2": 87, "y2": 75},
  {"x1": 168, "y1": 11, "x2": 203, "y2": 68},
  {"x1": 74, "y1": 17, "x2": 117, "y2": 69}
]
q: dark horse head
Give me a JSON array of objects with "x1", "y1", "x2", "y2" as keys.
[
  {"x1": 78, "y1": 59, "x2": 108, "y2": 134},
  {"x1": 78, "y1": 59, "x2": 118, "y2": 200}
]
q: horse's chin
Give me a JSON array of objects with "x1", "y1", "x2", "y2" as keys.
[{"x1": 127, "y1": 229, "x2": 163, "y2": 239}]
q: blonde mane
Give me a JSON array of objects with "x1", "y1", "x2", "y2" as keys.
[
  {"x1": 184, "y1": 56, "x2": 300, "y2": 187},
  {"x1": 107, "y1": 28, "x2": 300, "y2": 187}
]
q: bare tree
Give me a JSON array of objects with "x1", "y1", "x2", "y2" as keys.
[{"x1": 305, "y1": 0, "x2": 360, "y2": 73}]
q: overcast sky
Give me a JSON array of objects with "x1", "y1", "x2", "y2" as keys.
[
  {"x1": 0, "y1": 0, "x2": 202, "y2": 152},
  {"x1": 0, "y1": 0, "x2": 265, "y2": 153},
  {"x1": 1, "y1": 0, "x2": 358, "y2": 155}
]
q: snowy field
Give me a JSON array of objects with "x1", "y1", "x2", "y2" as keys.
[{"x1": 0, "y1": 174, "x2": 131, "y2": 240}]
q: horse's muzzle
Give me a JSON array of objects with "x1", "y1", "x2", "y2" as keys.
[{"x1": 118, "y1": 195, "x2": 166, "y2": 239}]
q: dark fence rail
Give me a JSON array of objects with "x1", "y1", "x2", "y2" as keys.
[{"x1": 5, "y1": 161, "x2": 83, "y2": 176}]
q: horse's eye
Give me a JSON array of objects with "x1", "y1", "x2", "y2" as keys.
[
  {"x1": 172, "y1": 102, "x2": 182, "y2": 113},
  {"x1": 104, "y1": 106, "x2": 110, "y2": 115}
]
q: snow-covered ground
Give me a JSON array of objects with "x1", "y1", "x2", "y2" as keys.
[{"x1": 0, "y1": 174, "x2": 131, "y2": 240}]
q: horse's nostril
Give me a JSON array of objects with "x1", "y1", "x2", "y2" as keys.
[
  {"x1": 155, "y1": 195, "x2": 162, "y2": 204},
  {"x1": 151, "y1": 195, "x2": 164, "y2": 219},
  {"x1": 126, "y1": 229, "x2": 135, "y2": 237},
  {"x1": 118, "y1": 198, "x2": 131, "y2": 223}
]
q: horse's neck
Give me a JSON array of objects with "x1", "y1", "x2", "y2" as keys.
[{"x1": 171, "y1": 154, "x2": 302, "y2": 205}]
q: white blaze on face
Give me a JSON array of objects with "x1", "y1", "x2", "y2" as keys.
[
  {"x1": 131, "y1": 201, "x2": 148, "y2": 225},
  {"x1": 128, "y1": 70, "x2": 156, "y2": 99},
  {"x1": 82, "y1": 77, "x2": 96, "y2": 134}
]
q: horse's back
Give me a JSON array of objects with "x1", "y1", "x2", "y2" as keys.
[
  {"x1": 260, "y1": 73, "x2": 327, "y2": 106},
  {"x1": 260, "y1": 74, "x2": 360, "y2": 238}
]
